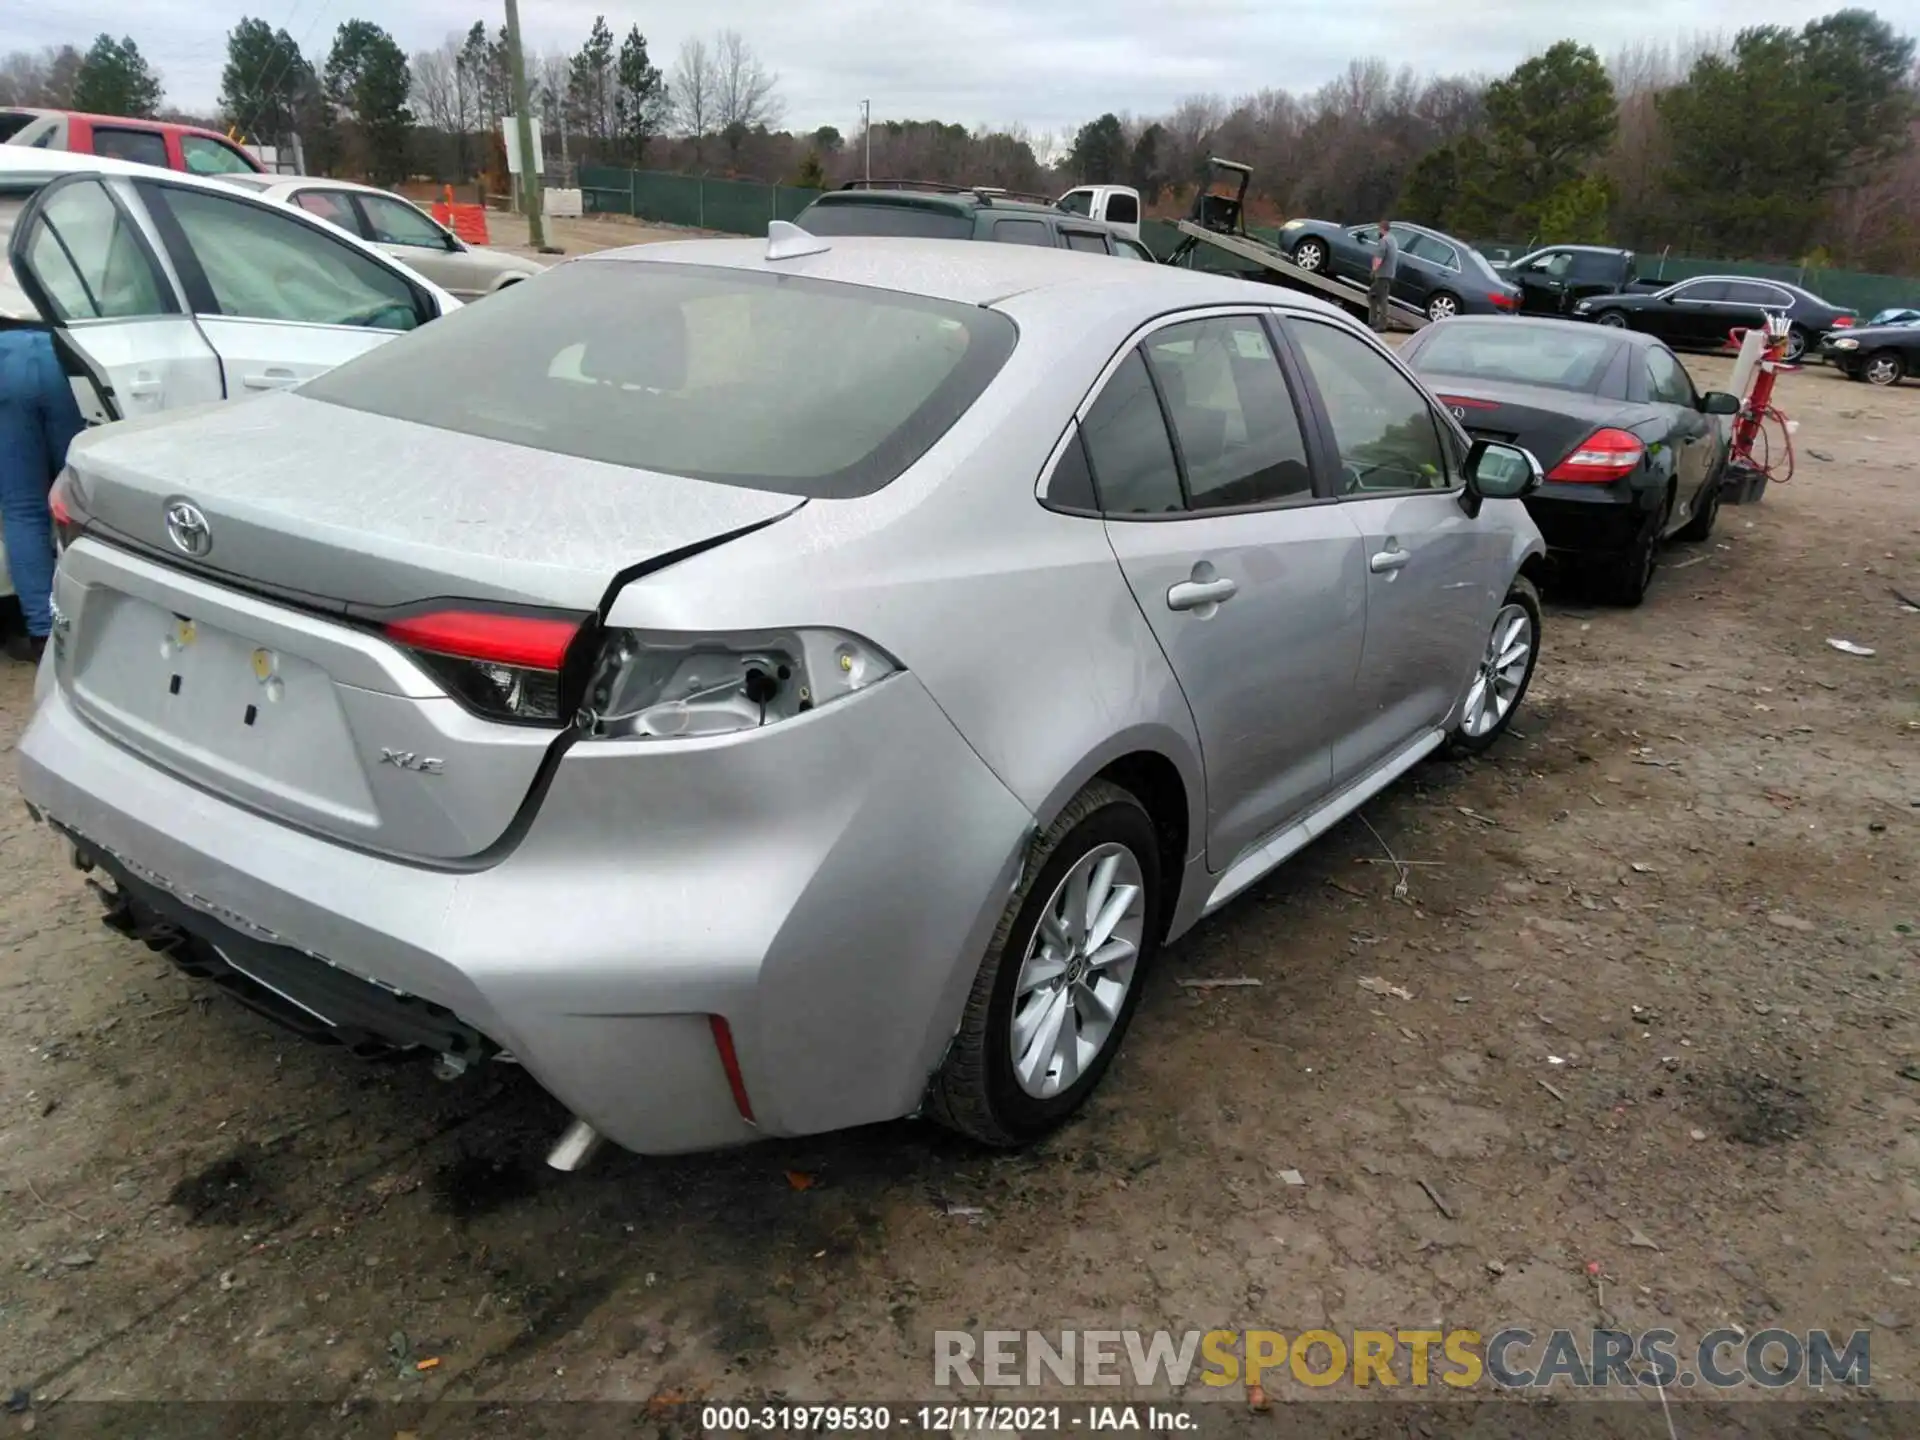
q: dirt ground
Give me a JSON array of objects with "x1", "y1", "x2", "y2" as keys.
[{"x1": 1, "y1": 324, "x2": 1916, "y2": 1426}]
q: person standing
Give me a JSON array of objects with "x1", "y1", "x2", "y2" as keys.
[
  {"x1": 1368, "y1": 219, "x2": 1399, "y2": 333},
  {"x1": 0, "y1": 330, "x2": 86, "y2": 664}
]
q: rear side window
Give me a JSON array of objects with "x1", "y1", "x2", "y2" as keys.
[
  {"x1": 1105, "y1": 193, "x2": 1139, "y2": 226},
  {"x1": 1406, "y1": 233, "x2": 1459, "y2": 267},
  {"x1": 1080, "y1": 349, "x2": 1182, "y2": 515},
  {"x1": 1724, "y1": 280, "x2": 1791, "y2": 307},
  {"x1": 1064, "y1": 231, "x2": 1109, "y2": 255},
  {"x1": 300, "y1": 261, "x2": 1018, "y2": 499},
  {"x1": 1143, "y1": 317, "x2": 1313, "y2": 508},
  {"x1": 144, "y1": 183, "x2": 422, "y2": 330},
  {"x1": 991, "y1": 217, "x2": 1052, "y2": 247},
  {"x1": 797, "y1": 201, "x2": 971, "y2": 240},
  {"x1": 1568, "y1": 251, "x2": 1620, "y2": 280},
  {"x1": 19, "y1": 177, "x2": 170, "y2": 320},
  {"x1": 92, "y1": 127, "x2": 169, "y2": 169}
]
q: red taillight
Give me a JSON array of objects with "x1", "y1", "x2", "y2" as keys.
[
  {"x1": 1548, "y1": 428, "x2": 1645, "y2": 482},
  {"x1": 709, "y1": 1015, "x2": 757, "y2": 1123},
  {"x1": 49, "y1": 476, "x2": 79, "y2": 549},
  {"x1": 383, "y1": 609, "x2": 580, "y2": 669},
  {"x1": 1436, "y1": 393, "x2": 1499, "y2": 411},
  {"x1": 1489, "y1": 291, "x2": 1518, "y2": 310},
  {"x1": 1832, "y1": 315, "x2": 1855, "y2": 328}
]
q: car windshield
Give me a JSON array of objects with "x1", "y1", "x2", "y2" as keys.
[
  {"x1": 1411, "y1": 323, "x2": 1615, "y2": 394},
  {"x1": 300, "y1": 261, "x2": 1019, "y2": 498}
]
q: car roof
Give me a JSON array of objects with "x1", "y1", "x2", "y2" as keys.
[{"x1": 580, "y1": 232, "x2": 1350, "y2": 314}]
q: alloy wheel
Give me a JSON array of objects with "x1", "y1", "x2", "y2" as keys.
[
  {"x1": 1865, "y1": 354, "x2": 1903, "y2": 386},
  {"x1": 1460, "y1": 603, "x2": 1534, "y2": 739},
  {"x1": 1597, "y1": 311, "x2": 1627, "y2": 328},
  {"x1": 1008, "y1": 842, "x2": 1145, "y2": 1100},
  {"x1": 1784, "y1": 328, "x2": 1806, "y2": 362},
  {"x1": 1295, "y1": 241, "x2": 1325, "y2": 272},
  {"x1": 1428, "y1": 294, "x2": 1458, "y2": 321}
]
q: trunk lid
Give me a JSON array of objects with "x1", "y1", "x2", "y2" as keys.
[
  {"x1": 54, "y1": 394, "x2": 805, "y2": 863},
  {"x1": 1425, "y1": 378, "x2": 1640, "y2": 473}
]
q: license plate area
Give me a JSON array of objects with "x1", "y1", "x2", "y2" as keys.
[{"x1": 69, "y1": 590, "x2": 377, "y2": 824}]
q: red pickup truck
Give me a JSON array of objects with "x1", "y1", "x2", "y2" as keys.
[{"x1": 0, "y1": 109, "x2": 264, "y2": 175}]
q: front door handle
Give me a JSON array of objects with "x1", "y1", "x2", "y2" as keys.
[
  {"x1": 242, "y1": 368, "x2": 299, "y2": 391},
  {"x1": 1167, "y1": 577, "x2": 1238, "y2": 611},
  {"x1": 126, "y1": 375, "x2": 162, "y2": 397},
  {"x1": 1369, "y1": 546, "x2": 1411, "y2": 574}
]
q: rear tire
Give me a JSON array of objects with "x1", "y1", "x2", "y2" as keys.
[
  {"x1": 927, "y1": 780, "x2": 1162, "y2": 1147},
  {"x1": 1292, "y1": 238, "x2": 1327, "y2": 273},
  {"x1": 1601, "y1": 494, "x2": 1670, "y2": 607},
  {"x1": 1427, "y1": 291, "x2": 1460, "y2": 322},
  {"x1": 1784, "y1": 325, "x2": 1808, "y2": 363}
]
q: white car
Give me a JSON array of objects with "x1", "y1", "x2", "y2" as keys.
[
  {"x1": 0, "y1": 148, "x2": 461, "y2": 601},
  {"x1": 216, "y1": 175, "x2": 546, "y2": 301}
]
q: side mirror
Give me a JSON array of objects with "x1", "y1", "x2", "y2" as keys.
[
  {"x1": 1461, "y1": 439, "x2": 1542, "y2": 517},
  {"x1": 1699, "y1": 390, "x2": 1741, "y2": 416}
]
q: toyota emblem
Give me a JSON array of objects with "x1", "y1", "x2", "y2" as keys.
[{"x1": 165, "y1": 499, "x2": 212, "y2": 557}]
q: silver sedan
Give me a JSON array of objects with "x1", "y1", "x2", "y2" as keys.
[{"x1": 18, "y1": 231, "x2": 1546, "y2": 1163}]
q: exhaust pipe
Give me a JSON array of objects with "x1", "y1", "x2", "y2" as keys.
[{"x1": 546, "y1": 1117, "x2": 605, "y2": 1172}]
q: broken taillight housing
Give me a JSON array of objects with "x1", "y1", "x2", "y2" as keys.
[
  {"x1": 578, "y1": 628, "x2": 897, "y2": 740},
  {"x1": 383, "y1": 608, "x2": 587, "y2": 725},
  {"x1": 49, "y1": 469, "x2": 81, "y2": 552}
]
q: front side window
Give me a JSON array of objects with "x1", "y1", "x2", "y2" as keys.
[
  {"x1": 145, "y1": 183, "x2": 421, "y2": 330},
  {"x1": 1079, "y1": 349, "x2": 1183, "y2": 515},
  {"x1": 20, "y1": 178, "x2": 169, "y2": 321},
  {"x1": 991, "y1": 217, "x2": 1052, "y2": 246},
  {"x1": 1645, "y1": 346, "x2": 1696, "y2": 407},
  {"x1": 1113, "y1": 238, "x2": 1154, "y2": 262},
  {"x1": 1671, "y1": 280, "x2": 1728, "y2": 302},
  {"x1": 359, "y1": 194, "x2": 451, "y2": 249},
  {"x1": 300, "y1": 261, "x2": 1017, "y2": 499},
  {"x1": 1288, "y1": 318, "x2": 1450, "y2": 494},
  {"x1": 181, "y1": 136, "x2": 257, "y2": 175},
  {"x1": 92, "y1": 127, "x2": 169, "y2": 169},
  {"x1": 1057, "y1": 190, "x2": 1093, "y2": 216},
  {"x1": 1143, "y1": 316, "x2": 1313, "y2": 509},
  {"x1": 1535, "y1": 251, "x2": 1573, "y2": 277}
]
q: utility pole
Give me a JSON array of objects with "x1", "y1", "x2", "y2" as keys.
[
  {"x1": 503, "y1": 0, "x2": 546, "y2": 250},
  {"x1": 862, "y1": 99, "x2": 871, "y2": 183}
]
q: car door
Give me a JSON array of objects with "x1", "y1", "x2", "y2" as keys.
[
  {"x1": 7, "y1": 172, "x2": 224, "y2": 418},
  {"x1": 352, "y1": 191, "x2": 480, "y2": 297},
  {"x1": 135, "y1": 178, "x2": 441, "y2": 393},
  {"x1": 1643, "y1": 343, "x2": 1714, "y2": 526},
  {"x1": 1341, "y1": 226, "x2": 1380, "y2": 283},
  {"x1": 1516, "y1": 250, "x2": 1572, "y2": 313},
  {"x1": 1390, "y1": 227, "x2": 1444, "y2": 306},
  {"x1": 1282, "y1": 314, "x2": 1500, "y2": 785},
  {"x1": 1085, "y1": 312, "x2": 1368, "y2": 869},
  {"x1": 1720, "y1": 280, "x2": 1787, "y2": 343},
  {"x1": 1657, "y1": 280, "x2": 1730, "y2": 346}
]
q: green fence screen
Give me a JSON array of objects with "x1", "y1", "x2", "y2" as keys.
[{"x1": 580, "y1": 169, "x2": 1917, "y2": 314}]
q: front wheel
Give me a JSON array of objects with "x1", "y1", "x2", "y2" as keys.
[
  {"x1": 1594, "y1": 310, "x2": 1628, "y2": 329},
  {"x1": 927, "y1": 780, "x2": 1161, "y2": 1146},
  {"x1": 1292, "y1": 238, "x2": 1327, "y2": 273},
  {"x1": 1447, "y1": 577, "x2": 1541, "y2": 756},
  {"x1": 1864, "y1": 350, "x2": 1906, "y2": 387},
  {"x1": 1427, "y1": 291, "x2": 1460, "y2": 322}
]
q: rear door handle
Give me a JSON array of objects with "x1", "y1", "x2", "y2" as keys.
[
  {"x1": 1369, "y1": 547, "x2": 1411, "y2": 574},
  {"x1": 1167, "y1": 577, "x2": 1237, "y2": 611},
  {"x1": 126, "y1": 375, "x2": 162, "y2": 397},
  {"x1": 242, "y1": 368, "x2": 299, "y2": 391}
]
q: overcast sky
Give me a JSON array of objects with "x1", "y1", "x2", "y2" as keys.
[{"x1": 2, "y1": 1, "x2": 1891, "y2": 137}]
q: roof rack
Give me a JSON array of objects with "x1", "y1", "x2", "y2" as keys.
[{"x1": 835, "y1": 178, "x2": 1055, "y2": 206}]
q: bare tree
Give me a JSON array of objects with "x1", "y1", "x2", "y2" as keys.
[
  {"x1": 672, "y1": 37, "x2": 714, "y2": 148},
  {"x1": 713, "y1": 29, "x2": 783, "y2": 134},
  {"x1": 0, "y1": 45, "x2": 82, "y2": 107}
]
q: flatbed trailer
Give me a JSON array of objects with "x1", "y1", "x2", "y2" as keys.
[{"x1": 1163, "y1": 159, "x2": 1429, "y2": 333}]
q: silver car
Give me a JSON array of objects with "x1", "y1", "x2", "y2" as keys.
[
  {"x1": 217, "y1": 174, "x2": 546, "y2": 300},
  {"x1": 17, "y1": 232, "x2": 1547, "y2": 1163}
]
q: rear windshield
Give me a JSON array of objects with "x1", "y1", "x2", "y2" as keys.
[
  {"x1": 797, "y1": 200, "x2": 973, "y2": 240},
  {"x1": 1410, "y1": 323, "x2": 1616, "y2": 394},
  {"x1": 300, "y1": 260, "x2": 1018, "y2": 498}
]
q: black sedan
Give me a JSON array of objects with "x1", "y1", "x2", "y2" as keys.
[
  {"x1": 1573, "y1": 276, "x2": 1855, "y2": 363},
  {"x1": 1276, "y1": 218, "x2": 1520, "y2": 320},
  {"x1": 1823, "y1": 321, "x2": 1919, "y2": 387},
  {"x1": 1399, "y1": 317, "x2": 1740, "y2": 606}
]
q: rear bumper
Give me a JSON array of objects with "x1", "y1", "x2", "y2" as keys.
[
  {"x1": 18, "y1": 671, "x2": 1035, "y2": 1155},
  {"x1": 1524, "y1": 483, "x2": 1655, "y2": 559}
]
